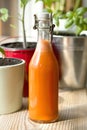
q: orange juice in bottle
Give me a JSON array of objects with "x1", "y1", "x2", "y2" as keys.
[{"x1": 29, "y1": 12, "x2": 59, "y2": 123}]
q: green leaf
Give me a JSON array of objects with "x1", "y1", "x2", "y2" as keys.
[
  {"x1": 76, "y1": 7, "x2": 87, "y2": 16},
  {"x1": 20, "y1": 0, "x2": 30, "y2": 7},
  {"x1": 45, "y1": 7, "x2": 52, "y2": 13},
  {"x1": 79, "y1": 17, "x2": 83, "y2": 25},
  {"x1": 0, "y1": 47, "x2": 5, "y2": 56},
  {"x1": 76, "y1": 26, "x2": 82, "y2": 35},
  {"x1": 66, "y1": 11, "x2": 73, "y2": 18},
  {"x1": 55, "y1": 18, "x2": 59, "y2": 26},
  {"x1": 0, "y1": 14, "x2": 8, "y2": 22},
  {"x1": 35, "y1": 0, "x2": 53, "y2": 7},
  {"x1": 0, "y1": 8, "x2": 8, "y2": 22},
  {"x1": 74, "y1": 17, "x2": 79, "y2": 25},
  {"x1": 84, "y1": 18, "x2": 87, "y2": 24},
  {"x1": 0, "y1": 8, "x2": 8, "y2": 14},
  {"x1": 83, "y1": 24, "x2": 87, "y2": 30},
  {"x1": 46, "y1": 0, "x2": 53, "y2": 7},
  {"x1": 65, "y1": 19, "x2": 73, "y2": 28}
]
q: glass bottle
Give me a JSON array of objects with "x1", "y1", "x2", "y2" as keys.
[{"x1": 29, "y1": 12, "x2": 59, "y2": 123}]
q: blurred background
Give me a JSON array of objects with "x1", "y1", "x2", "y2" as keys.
[{"x1": 0, "y1": 0, "x2": 87, "y2": 38}]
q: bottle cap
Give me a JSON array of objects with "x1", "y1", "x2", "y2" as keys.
[
  {"x1": 33, "y1": 12, "x2": 53, "y2": 30},
  {"x1": 37, "y1": 12, "x2": 51, "y2": 21}
]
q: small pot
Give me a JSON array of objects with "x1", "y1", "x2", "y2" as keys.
[{"x1": 0, "y1": 57, "x2": 25, "y2": 114}]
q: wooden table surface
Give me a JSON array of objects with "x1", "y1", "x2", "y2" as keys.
[{"x1": 0, "y1": 88, "x2": 87, "y2": 130}]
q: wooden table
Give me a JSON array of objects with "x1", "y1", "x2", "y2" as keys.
[{"x1": 0, "y1": 88, "x2": 87, "y2": 130}]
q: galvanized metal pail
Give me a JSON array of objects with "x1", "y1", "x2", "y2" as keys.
[{"x1": 53, "y1": 35, "x2": 87, "y2": 89}]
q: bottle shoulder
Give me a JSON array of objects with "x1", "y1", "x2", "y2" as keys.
[
  {"x1": 29, "y1": 48, "x2": 58, "y2": 68},
  {"x1": 29, "y1": 39, "x2": 58, "y2": 68}
]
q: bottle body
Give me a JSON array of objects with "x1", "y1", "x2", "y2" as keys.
[{"x1": 29, "y1": 39, "x2": 59, "y2": 122}]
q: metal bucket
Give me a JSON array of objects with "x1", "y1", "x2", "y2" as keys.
[{"x1": 53, "y1": 35, "x2": 87, "y2": 89}]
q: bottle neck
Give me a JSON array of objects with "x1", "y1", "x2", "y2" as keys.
[
  {"x1": 36, "y1": 28, "x2": 52, "y2": 53},
  {"x1": 37, "y1": 28, "x2": 51, "y2": 43}
]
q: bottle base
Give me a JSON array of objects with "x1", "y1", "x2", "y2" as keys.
[{"x1": 29, "y1": 116, "x2": 58, "y2": 123}]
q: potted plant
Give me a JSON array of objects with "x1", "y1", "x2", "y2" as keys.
[
  {"x1": 36, "y1": 0, "x2": 83, "y2": 35},
  {"x1": 36, "y1": 0, "x2": 87, "y2": 89},
  {"x1": 0, "y1": 47, "x2": 25, "y2": 114},
  {"x1": 0, "y1": 0, "x2": 36, "y2": 97}
]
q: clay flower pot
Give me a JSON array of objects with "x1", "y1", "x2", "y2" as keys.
[{"x1": 0, "y1": 57, "x2": 25, "y2": 114}]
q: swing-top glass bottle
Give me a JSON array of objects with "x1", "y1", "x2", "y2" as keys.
[{"x1": 29, "y1": 12, "x2": 59, "y2": 123}]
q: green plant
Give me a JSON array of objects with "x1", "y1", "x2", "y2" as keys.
[
  {"x1": 20, "y1": 0, "x2": 31, "y2": 48},
  {"x1": 0, "y1": 0, "x2": 31, "y2": 49},
  {"x1": 36, "y1": 0, "x2": 66, "y2": 25},
  {"x1": 36, "y1": 0, "x2": 87, "y2": 35},
  {"x1": 0, "y1": 47, "x2": 5, "y2": 56},
  {"x1": 36, "y1": 0, "x2": 81, "y2": 23},
  {"x1": 63, "y1": 7, "x2": 87, "y2": 35}
]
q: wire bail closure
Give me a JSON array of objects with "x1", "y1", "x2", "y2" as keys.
[{"x1": 33, "y1": 13, "x2": 55, "y2": 35}]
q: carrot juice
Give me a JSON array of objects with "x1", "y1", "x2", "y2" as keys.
[{"x1": 29, "y1": 39, "x2": 59, "y2": 122}]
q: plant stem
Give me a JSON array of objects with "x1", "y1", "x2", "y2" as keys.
[
  {"x1": 74, "y1": 0, "x2": 81, "y2": 11},
  {"x1": 60, "y1": 0, "x2": 65, "y2": 11},
  {"x1": 22, "y1": 5, "x2": 27, "y2": 48}
]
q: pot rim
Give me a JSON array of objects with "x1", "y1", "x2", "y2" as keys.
[
  {"x1": 1, "y1": 42, "x2": 36, "y2": 51},
  {"x1": 0, "y1": 57, "x2": 25, "y2": 68},
  {"x1": 0, "y1": 36, "x2": 36, "y2": 51},
  {"x1": 53, "y1": 34, "x2": 87, "y2": 39}
]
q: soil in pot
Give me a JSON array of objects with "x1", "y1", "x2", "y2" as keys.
[{"x1": 0, "y1": 57, "x2": 22, "y2": 66}]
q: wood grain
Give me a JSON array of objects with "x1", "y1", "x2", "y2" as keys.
[{"x1": 0, "y1": 89, "x2": 87, "y2": 130}]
